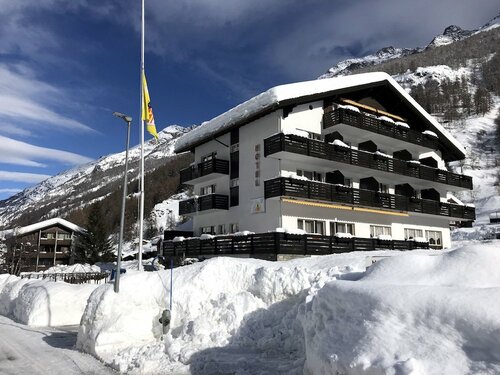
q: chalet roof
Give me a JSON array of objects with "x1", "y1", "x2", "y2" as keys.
[
  {"x1": 174, "y1": 72, "x2": 466, "y2": 160},
  {"x1": 13, "y1": 218, "x2": 85, "y2": 237}
]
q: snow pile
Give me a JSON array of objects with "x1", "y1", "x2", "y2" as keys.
[
  {"x1": 0, "y1": 274, "x2": 98, "y2": 326},
  {"x1": 41, "y1": 263, "x2": 101, "y2": 274},
  {"x1": 76, "y1": 255, "x2": 370, "y2": 373},
  {"x1": 422, "y1": 130, "x2": 438, "y2": 138},
  {"x1": 74, "y1": 243, "x2": 500, "y2": 373},
  {"x1": 282, "y1": 128, "x2": 309, "y2": 137},
  {"x1": 337, "y1": 104, "x2": 361, "y2": 113},
  {"x1": 395, "y1": 121, "x2": 410, "y2": 129},
  {"x1": 332, "y1": 139, "x2": 349, "y2": 148},
  {"x1": 0, "y1": 275, "x2": 36, "y2": 317},
  {"x1": 377, "y1": 115, "x2": 394, "y2": 123},
  {"x1": 300, "y1": 243, "x2": 500, "y2": 374}
]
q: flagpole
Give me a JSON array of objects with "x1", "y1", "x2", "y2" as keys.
[{"x1": 138, "y1": 0, "x2": 145, "y2": 271}]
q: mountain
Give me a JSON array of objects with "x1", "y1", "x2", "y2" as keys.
[
  {"x1": 0, "y1": 125, "x2": 193, "y2": 230},
  {"x1": 320, "y1": 15, "x2": 500, "y2": 227},
  {"x1": 426, "y1": 25, "x2": 473, "y2": 49},
  {"x1": 320, "y1": 16, "x2": 499, "y2": 78}
]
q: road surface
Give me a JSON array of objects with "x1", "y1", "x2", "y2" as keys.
[{"x1": 0, "y1": 315, "x2": 116, "y2": 375}]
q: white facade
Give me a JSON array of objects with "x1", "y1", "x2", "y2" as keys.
[{"x1": 177, "y1": 77, "x2": 474, "y2": 249}]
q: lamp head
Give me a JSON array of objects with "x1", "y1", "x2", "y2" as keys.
[{"x1": 113, "y1": 112, "x2": 132, "y2": 123}]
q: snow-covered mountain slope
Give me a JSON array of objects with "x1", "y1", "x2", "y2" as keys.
[
  {"x1": 320, "y1": 15, "x2": 498, "y2": 78},
  {"x1": 0, "y1": 125, "x2": 191, "y2": 229}
]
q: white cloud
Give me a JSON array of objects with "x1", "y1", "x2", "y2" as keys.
[
  {"x1": 0, "y1": 64, "x2": 95, "y2": 133},
  {"x1": 0, "y1": 171, "x2": 51, "y2": 183},
  {"x1": 0, "y1": 135, "x2": 93, "y2": 168},
  {"x1": 0, "y1": 188, "x2": 22, "y2": 194},
  {"x1": 0, "y1": 123, "x2": 32, "y2": 137}
]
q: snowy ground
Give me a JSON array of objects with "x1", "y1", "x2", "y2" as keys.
[
  {"x1": 1, "y1": 240, "x2": 500, "y2": 374},
  {"x1": 0, "y1": 315, "x2": 115, "y2": 375}
]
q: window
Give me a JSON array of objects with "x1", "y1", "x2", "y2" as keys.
[
  {"x1": 230, "y1": 186, "x2": 239, "y2": 206},
  {"x1": 230, "y1": 178, "x2": 239, "y2": 188},
  {"x1": 57, "y1": 233, "x2": 71, "y2": 240},
  {"x1": 201, "y1": 152, "x2": 216, "y2": 162},
  {"x1": 217, "y1": 224, "x2": 226, "y2": 235},
  {"x1": 344, "y1": 178, "x2": 352, "y2": 187},
  {"x1": 425, "y1": 230, "x2": 442, "y2": 248},
  {"x1": 297, "y1": 219, "x2": 325, "y2": 235},
  {"x1": 404, "y1": 228, "x2": 423, "y2": 240},
  {"x1": 297, "y1": 169, "x2": 322, "y2": 182},
  {"x1": 200, "y1": 184, "x2": 216, "y2": 195},
  {"x1": 370, "y1": 225, "x2": 392, "y2": 237},
  {"x1": 330, "y1": 222, "x2": 355, "y2": 235},
  {"x1": 201, "y1": 226, "x2": 215, "y2": 235},
  {"x1": 230, "y1": 223, "x2": 239, "y2": 233},
  {"x1": 230, "y1": 150, "x2": 239, "y2": 179}
]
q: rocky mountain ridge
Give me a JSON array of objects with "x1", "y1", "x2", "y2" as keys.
[{"x1": 320, "y1": 15, "x2": 499, "y2": 78}]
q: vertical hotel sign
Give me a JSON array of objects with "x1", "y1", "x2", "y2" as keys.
[
  {"x1": 255, "y1": 143, "x2": 261, "y2": 186},
  {"x1": 251, "y1": 143, "x2": 265, "y2": 213}
]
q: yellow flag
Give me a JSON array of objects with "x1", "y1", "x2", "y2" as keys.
[{"x1": 142, "y1": 71, "x2": 159, "y2": 140}]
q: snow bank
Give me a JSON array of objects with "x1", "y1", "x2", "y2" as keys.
[
  {"x1": 0, "y1": 275, "x2": 98, "y2": 326},
  {"x1": 76, "y1": 243, "x2": 500, "y2": 374},
  {"x1": 42, "y1": 263, "x2": 101, "y2": 274},
  {"x1": 76, "y1": 255, "x2": 368, "y2": 373},
  {"x1": 14, "y1": 280, "x2": 98, "y2": 326},
  {"x1": 301, "y1": 243, "x2": 500, "y2": 374},
  {"x1": 0, "y1": 275, "x2": 36, "y2": 316}
]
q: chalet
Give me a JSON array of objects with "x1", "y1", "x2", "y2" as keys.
[
  {"x1": 5, "y1": 218, "x2": 85, "y2": 273},
  {"x1": 166, "y1": 72, "x2": 474, "y2": 257}
]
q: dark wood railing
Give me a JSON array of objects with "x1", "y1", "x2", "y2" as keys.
[
  {"x1": 264, "y1": 133, "x2": 472, "y2": 190},
  {"x1": 323, "y1": 107, "x2": 439, "y2": 150},
  {"x1": 163, "y1": 232, "x2": 430, "y2": 257},
  {"x1": 180, "y1": 158, "x2": 229, "y2": 184},
  {"x1": 179, "y1": 194, "x2": 229, "y2": 215},
  {"x1": 265, "y1": 177, "x2": 475, "y2": 220},
  {"x1": 20, "y1": 272, "x2": 109, "y2": 284}
]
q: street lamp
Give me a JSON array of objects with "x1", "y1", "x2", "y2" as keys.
[{"x1": 112, "y1": 111, "x2": 132, "y2": 293}]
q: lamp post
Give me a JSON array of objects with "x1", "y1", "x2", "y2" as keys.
[{"x1": 112, "y1": 111, "x2": 132, "y2": 293}]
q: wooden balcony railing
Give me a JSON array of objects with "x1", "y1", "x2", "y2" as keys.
[
  {"x1": 264, "y1": 133, "x2": 472, "y2": 190},
  {"x1": 264, "y1": 177, "x2": 475, "y2": 220},
  {"x1": 180, "y1": 158, "x2": 229, "y2": 184},
  {"x1": 162, "y1": 232, "x2": 431, "y2": 257},
  {"x1": 179, "y1": 194, "x2": 229, "y2": 215},
  {"x1": 323, "y1": 107, "x2": 439, "y2": 150}
]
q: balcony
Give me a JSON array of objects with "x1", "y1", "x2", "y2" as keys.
[
  {"x1": 264, "y1": 177, "x2": 475, "y2": 221},
  {"x1": 163, "y1": 232, "x2": 430, "y2": 258},
  {"x1": 323, "y1": 107, "x2": 439, "y2": 154},
  {"x1": 264, "y1": 133, "x2": 472, "y2": 190},
  {"x1": 179, "y1": 194, "x2": 229, "y2": 215},
  {"x1": 180, "y1": 158, "x2": 229, "y2": 185}
]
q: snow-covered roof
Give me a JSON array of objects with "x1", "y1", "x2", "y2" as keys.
[
  {"x1": 12, "y1": 218, "x2": 85, "y2": 237},
  {"x1": 175, "y1": 72, "x2": 466, "y2": 159}
]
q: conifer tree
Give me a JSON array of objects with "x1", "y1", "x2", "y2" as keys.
[{"x1": 75, "y1": 202, "x2": 115, "y2": 264}]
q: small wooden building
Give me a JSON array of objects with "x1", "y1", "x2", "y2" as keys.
[{"x1": 5, "y1": 218, "x2": 85, "y2": 274}]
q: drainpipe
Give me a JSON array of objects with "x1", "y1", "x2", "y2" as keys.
[
  {"x1": 35, "y1": 229, "x2": 41, "y2": 272},
  {"x1": 53, "y1": 229, "x2": 58, "y2": 267}
]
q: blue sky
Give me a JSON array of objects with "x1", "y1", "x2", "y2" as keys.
[{"x1": 0, "y1": 0, "x2": 497, "y2": 200}]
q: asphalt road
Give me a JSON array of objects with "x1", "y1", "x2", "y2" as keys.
[{"x1": 0, "y1": 315, "x2": 116, "y2": 375}]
